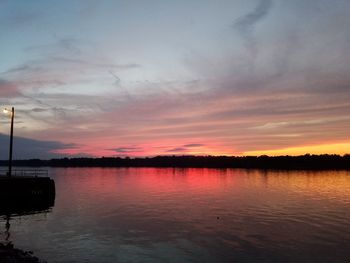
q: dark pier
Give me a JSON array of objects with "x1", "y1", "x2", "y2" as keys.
[{"x1": 0, "y1": 170, "x2": 55, "y2": 214}]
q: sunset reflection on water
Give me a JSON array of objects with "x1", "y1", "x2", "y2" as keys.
[{"x1": 3, "y1": 168, "x2": 350, "y2": 263}]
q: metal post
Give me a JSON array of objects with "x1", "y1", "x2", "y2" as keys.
[{"x1": 8, "y1": 107, "x2": 14, "y2": 177}]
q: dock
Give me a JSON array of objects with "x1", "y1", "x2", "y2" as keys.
[{"x1": 0, "y1": 169, "x2": 55, "y2": 215}]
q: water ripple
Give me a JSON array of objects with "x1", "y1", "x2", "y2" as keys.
[{"x1": 1, "y1": 168, "x2": 350, "y2": 262}]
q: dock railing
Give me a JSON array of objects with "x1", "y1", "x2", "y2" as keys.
[{"x1": 0, "y1": 169, "x2": 49, "y2": 177}]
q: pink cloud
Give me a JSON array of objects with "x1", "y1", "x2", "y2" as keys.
[{"x1": 0, "y1": 79, "x2": 21, "y2": 98}]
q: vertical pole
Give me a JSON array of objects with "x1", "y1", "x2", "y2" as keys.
[
  {"x1": 8, "y1": 107, "x2": 14, "y2": 177},
  {"x1": 5, "y1": 214, "x2": 10, "y2": 243}
]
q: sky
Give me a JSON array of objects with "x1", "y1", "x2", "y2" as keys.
[{"x1": 1, "y1": 0, "x2": 350, "y2": 159}]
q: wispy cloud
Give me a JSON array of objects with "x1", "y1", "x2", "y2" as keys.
[
  {"x1": 163, "y1": 144, "x2": 205, "y2": 155},
  {"x1": 234, "y1": 0, "x2": 273, "y2": 31},
  {"x1": 183, "y1": 144, "x2": 204, "y2": 148},
  {"x1": 31, "y1": 107, "x2": 49, "y2": 113},
  {"x1": 0, "y1": 79, "x2": 22, "y2": 98},
  {"x1": 166, "y1": 147, "x2": 187, "y2": 153},
  {"x1": 0, "y1": 6, "x2": 39, "y2": 28},
  {"x1": 24, "y1": 37, "x2": 87, "y2": 54},
  {"x1": 49, "y1": 56, "x2": 141, "y2": 70},
  {"x1": 111, "y1": 147, "x2": 143, "y2": 154},
  {"x1": 233, "y1": 0, "x2": 273, "y2": 57}
]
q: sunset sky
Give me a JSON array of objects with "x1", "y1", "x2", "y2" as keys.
[{"x1": 1, "y1": 0, "x2": 350, "y2": 159}]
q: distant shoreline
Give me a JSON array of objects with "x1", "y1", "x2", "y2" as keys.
[{"x1": 0, "y1": 154, "x2": 350, "y2": 170}]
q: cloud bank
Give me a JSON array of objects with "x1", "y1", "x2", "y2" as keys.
[{"x1": 0, "y1": 134, "x2": 77, "y2": 159}]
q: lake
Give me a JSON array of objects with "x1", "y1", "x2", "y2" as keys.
[{"x1": 1, "y1": 168, "x2": 350, "y2": 262}]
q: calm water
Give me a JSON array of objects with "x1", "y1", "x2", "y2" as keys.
[{"x1": 1, "y1": 168, "x2": 350, "y2": 262}]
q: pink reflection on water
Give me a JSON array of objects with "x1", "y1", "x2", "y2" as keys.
[{"x1": 5, "y1": 168, "x2": 350, "y2": 262}]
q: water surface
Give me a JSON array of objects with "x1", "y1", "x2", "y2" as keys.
[{"x1": 1, "y1": 168, "x2": 350, "y2": 262}]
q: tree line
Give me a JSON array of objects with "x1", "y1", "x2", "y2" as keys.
[{"x1": 1, "y1": 154, "x2": 350, "y2": 170}]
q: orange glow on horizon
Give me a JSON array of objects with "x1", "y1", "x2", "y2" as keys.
[
  {"x1": 51, "y1": 140, "x2": 350, "y2": 158},
  {"x1": 244, "y1": 142, "x2": 350, "y2": 156}
]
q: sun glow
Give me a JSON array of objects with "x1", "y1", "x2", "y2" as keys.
[{"x1": 244, "y1": 142, "x2": 350, "y2": 156}]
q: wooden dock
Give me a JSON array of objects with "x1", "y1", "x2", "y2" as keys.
[{"x1": 0, "y1": 170, "x2": 55, "y2": 215}]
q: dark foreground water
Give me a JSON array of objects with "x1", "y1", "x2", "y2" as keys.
[{"x1": 1, "y1": 168, "x2": 350, "y2": 263}]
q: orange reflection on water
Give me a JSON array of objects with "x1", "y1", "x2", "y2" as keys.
[{"x1": 250, "y1": 170, "x2": 350, "y2": 201}]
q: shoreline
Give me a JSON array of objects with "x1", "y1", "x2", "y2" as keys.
[
  {"x1": 0, "y1": 243, "x2": 44, "y2": 263},
  {"x1": 0, "y1": 154, "x2": 349, "y2": 170}
]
